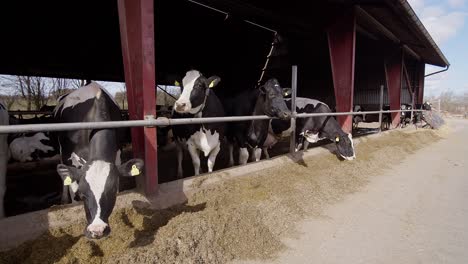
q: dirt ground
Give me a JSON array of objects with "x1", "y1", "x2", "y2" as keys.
[{"x1": 0, "y1": 123, "x2": 450, "y2": 264}]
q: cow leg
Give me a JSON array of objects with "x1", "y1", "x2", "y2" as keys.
[
  {"x1": 303, "y1": 140, "x2": 310, "y2": 151},
  {"x1": 254, "y1": 147, "x2": 262, "y2": 162},
  {"x1": 239, "y1": 147, "x2": 249, "y2": 165},
  {"x1": 262, "y1": 147, "x2": 270, "y2": 159},
  {"x1": 176, "y1": 142, "x2": 184, "y2": 178},
  {"x1": 207, "y1": 143, "x2": 221, "y2": 173},
  {"x1": 227, "y1": 143, "x2": 234, "y2": 167},
  {"x1": 187, "y1": 142, "x2": 201, "y2": 176}
]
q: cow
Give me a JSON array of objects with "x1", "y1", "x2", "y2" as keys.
[
  {"x1": 352, "y1": 105, "x2": 366, "y2": 130},
  {"x1": 400, "y1": 104, "x2": 413, "y2": 128},
  {"x1": 7, "y1": 115, "x2": 58, "y2": 163},
  {"x1": 53, "y1": 82, "x2": 144, "y2": 239},
  {"x1": 171, "y1": 70, "x2": 224, "y2": 178},
  {"x1": 0, "y1": 101, "x2": 9, "y2": 218},
  {"x1": 267, "y1": 97, "x2": 356, "y2": 160},
  {"x1": 9, "y1": 132, "x2": 56, "y2": 162},
  {"x1": 223, "y1": 78, "x2": 291, "y2": 166}
]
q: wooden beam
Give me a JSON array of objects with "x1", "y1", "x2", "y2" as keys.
[
  {"x1": 118, "y1": 0, "x2": 158, "y2": 196},
  {"x1": 385, "y1": 48, "x2": 403, "y2": 128},
  {"x1": 328, "y1": 8, "x2": 356, "y2": 133}
]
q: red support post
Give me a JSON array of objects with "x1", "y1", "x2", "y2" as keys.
[
  {"x1": 385, "y1": 49, "x2": 403, "y2": 128},
  {"x1": 118, "y1": 0, "x2": 158, "y2": 196},
  {"x1": 417, "y1": 63, "x2": 425, "y2": 104},
  {"x1": 328, "y1": 9, "x2": 356, "y2": 133}
]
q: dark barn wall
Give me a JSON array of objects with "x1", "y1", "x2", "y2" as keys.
[
  {"x1": 286, "y1": 33, "x2": 336, "y2": 108},
  {"x1": 354, "y1": 33, "x2": 389, "y2": 109}
]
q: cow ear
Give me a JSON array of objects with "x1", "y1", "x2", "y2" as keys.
[
  {"x1": 206, "y1": 76, "x2": 221, "y2": 88},
  {"x1": 282, "y1": 88, "x2": 292, "y2": 97},
  {"x1": 174, "y1": 80, "x2": 181, "y2": 87},
  {"x1": 57, "y1": 164, "x2": 82, "y2": 185},
  {"x1": 118, "y1": 159, "x2": 144, "y2": 177},
  {"x1": 259, "y1": 85, "x2": 266, "y2": 94}
]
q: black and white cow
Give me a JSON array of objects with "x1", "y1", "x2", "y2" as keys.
[
  {"x1": 172, "y1": 70, "x2": 224, "y2": 178},
  {"x1": 0, "y1": 101, "x2": 9, "y2": 218},
  {"x1": 54, "y1": 82, "x2": 144, "y2": 239},
  {"x1": 400, "y1": 104, "x2": 413, "y2": 128},
  {"x1": 352, "y1": 105, "x2": 366, "y2": 130},
  {"x1": 223, "y1": 78, "x2": 291, "y2": 165},
  {"x1": 267, "y1": 97, "x2": 356, "y2": 160}
]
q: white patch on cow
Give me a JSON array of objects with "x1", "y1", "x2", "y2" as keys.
[
  {"x1": 207, "y1": 143, "x2": 220, "y2": 172},
  {"x1": 239, "y1": 147, "x2": 249, "y2": 165},
  {"x1": 70, "y1": 181, "x2": 79, "y2": 193},
  {"x1": 85, "y1": 160, "x2": 111, "y2": 233},
  {"x1": 301, "y1": 131, "x2": 322, "y2": 143},
  {"x1": 9, "y1": 133, "x2": 54, "y2": 162},
  {"x1": 69, "y1": 152, "x2": 86, "y2": 168},
  {"x1": 188, "y1": 127, "x2": 220, "y2": 157},
  {"x1": 286, "y1": 97, "x2": 329, "y2": 110},
  {"x1": 342, "y1": 133, "x2": 356, "y2": 160},
  {"x1": 254, "y1": 147, "x2": 262, "y2": 162},
  {"x1": 57, "y1": 82, "x2": 118, "y2": 116},
  {"x1": 174, "y1": 70, "x2": 201, "y2": 113},
  {"x1": 87, "y1": 217, "x2": 108, "y2": 238},
  {"x1": 0, "y1": 101, "x2": 9, "y2": 218},
  {"x1": 115, "y1": 150, "x2": 121, "y2": 166},
  {"x1": 187, "y1": 141, "x2": 201, "y2": 175}
]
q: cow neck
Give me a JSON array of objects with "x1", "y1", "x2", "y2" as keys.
[
  {"x1": 248, "y1": 93, "x2": 270, "y2": 147},
  {"x1": 192, "y1": 88, "x2": 211, "y2": 117},
  {"x1": 320, "y1": 116, "x2": 347, "y2": 141}
]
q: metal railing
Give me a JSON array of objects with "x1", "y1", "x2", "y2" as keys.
[
  {"x1": 0, "y1": 109, "x2": 426, "y2": 134},
  {"x1": 0, "y1": 66, "x2": 428, "y2": 157}
]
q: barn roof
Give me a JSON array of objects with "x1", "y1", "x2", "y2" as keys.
[{"x1": 0, "y1": 0, "x2": 448, "y2": 83}]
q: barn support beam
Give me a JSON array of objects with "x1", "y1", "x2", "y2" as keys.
[
  {"x1": 118, "y1": 0, "x2": 158, "y2": 196},
  {"x1": 417, "y1": 63, "x2": 425, "y2": 104},
  {"x1": 385, "y1": 49, "x2": 403, "y2": 128},
  {"x1": 328, "y1": 8, "x2": 356, "y2": 133}
]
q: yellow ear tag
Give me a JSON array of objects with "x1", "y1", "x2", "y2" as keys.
[
  {"x1": 131, "y1": 165, "x2": 140, "y2": 176},
  {"x1": 64, "y1": 176, "x2": 72, "y2": 186},
  {"x1": 335, "y1": 136, "x2": 340, "y2": 142},
  {"x1": 208, "y1": 80, "x2": 215, "y2": 88},
  {"x1": 174, "y1": 80, "x2": 180, "y2": 86}
]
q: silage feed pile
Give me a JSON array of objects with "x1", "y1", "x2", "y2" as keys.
[{"x1": 0, "y1": 129, "x2": 444, "y2": 264}]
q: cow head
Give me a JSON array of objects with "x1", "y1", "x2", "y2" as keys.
[
  {"x1": 57, "y1": 158, "x2": 144, "y2": 239},
  {"x1": 334, "y1": 133, "x2": 355, "y2": 160},
  {"x1": 174, "y1": 70, "x2": 221, "y2": 114},
  {"x1": 259, "y1": 79, "x2": 291, "y2": 120}
]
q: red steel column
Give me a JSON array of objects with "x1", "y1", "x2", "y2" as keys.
[
  {"x1": 385, "y1": 49, "x2": 403, "y2": 128},
  {"x1": 328, "y1": 9, "x2": 356, "y2": 133},
  {"x1": 417, "y1": 63, "x2": 425, "y2": 104},
  {"x1": 118, "y1": 0, "x2": 158, "y2": 196}
]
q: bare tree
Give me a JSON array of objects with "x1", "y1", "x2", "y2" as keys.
[
  {"x1": 69, "y1": 79, "x2": 87, "y2": 89},
  {"x1": 115, "y1": 84, "x2": 127, "y2": 109},
  {"x1": 50, "y1": 78, "x2": 70, "y2": 100},
  {"x1": 0, "y1": 75, "x2": 49, "y2": 110}
]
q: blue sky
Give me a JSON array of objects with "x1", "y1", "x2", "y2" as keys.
[{"x1": 408, "y1": 0, "x2": 468, "y2": 95}]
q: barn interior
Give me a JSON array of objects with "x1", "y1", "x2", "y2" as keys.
[{"x1": 0, "y1": 0, "x2": 448, "y2": 217}]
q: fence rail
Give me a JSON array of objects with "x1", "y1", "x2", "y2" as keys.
[{"x1": 0, "y1": 109, "x2": 426, "y2": 134}]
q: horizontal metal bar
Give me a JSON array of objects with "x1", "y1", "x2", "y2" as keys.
[
  {"x1": 0, "y1": 109, "x2": 427, "y2": 134},
  {"x1": 296, "y1": 109, "x2": 425, "y2": 118}
]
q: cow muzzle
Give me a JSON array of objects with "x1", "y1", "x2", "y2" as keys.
[
  {"x1": 85, "y1": 223, "x2": 110, "y2": 239},
  {"x1": 279, "y1": 110, "x2": 292, "y2": 120},
  {"x1": 174, "y1": 101, "x2": 191, "y2": 113}
]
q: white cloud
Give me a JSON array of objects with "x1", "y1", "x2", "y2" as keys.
[
  {"x1": 448, "y1": 0, "x2": 465, "y2": 8},
  {"x1": 424, "y1": 66, "x2": 450, "y2": 95},
  {"x1": 408, "y1": 0, "x2": 425, "y2": 12},
  {"x1": 421, "y1": 11, "x2": 466, "y2": 45}
]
